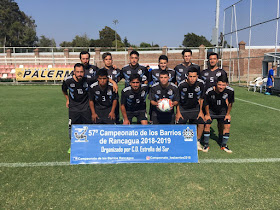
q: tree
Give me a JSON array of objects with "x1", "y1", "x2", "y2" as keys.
[
  {"x1": 140, "y1": 42, "x2": 152, "y2": 48},
  {"x1": 72, "y1": 34, "x2": 90, "y2": 47},
  {"x1": 112, "y1": 40, "x2": 124, "y2": 49},
  {"x1": 123, "y1": 37, "x2": 130, "y2": 47},
  {"x1": 0, "y1": 0, "x2": 37, "y2": 47},
  {"x1": 60, "y1": 41, "x2": 73, "y2": 48},
  {"x1": 182, "y1": 33, "x2": 213, "y2": 47},
  {"x1": 37, "y1": 35, "x2": 56, "y2": 47},
  {"x1": 99, "y1": 26, "x2": 121, "y2": 47}
]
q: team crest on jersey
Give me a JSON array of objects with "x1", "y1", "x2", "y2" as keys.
[
  {"x1": 156, "y1": 73, "x2": 159, "y2": 77},
  {"x1": 136, "y1": 99, "x2": 140, "y2": 103},
  {"x1": 83, "y1": 82, "x2": 88, "y2": 88},
  {"x1": 167, "y1": 89, "x2": 173, "y2": 95},
  {"x1": 183, "y1": 127, "x2": 194, "y2": 141},
  {"x1": 142, "y1": 75, "x2": 147, "y2": 81},
  {"x1": 179, "y1": 69, "x2": 183, "y2": 72},
  {"x1": 89, "y1": 69, "x2": 94, "y2": 74},
  {"x1": 95, "y1": 91, "x2": 100, "y2": 95},
  {"x1": 129, "y1": 95, "x2": 134, "y2": 99},
  {"x1": 216, "y1": 72, "x2": 222, "y2": 77},
  {"x1": 157, "y1": 90, "x2": 161, "y2": 94},
  {"x1": 70, "y1": 83, "x2": 75, "y2": 88},
  {"x1": 107, "y1": 90, "x2": 112, "y2": 95},
  {"x1": 183, "y1": 88, "x2": 188, "y2": 92},
  {"x1": 112, "y1": 70, "x2": 117, "y2": 74},
  {"x1": 204, "y1": 72, "x2": 209, "y2": 76},
  {"x1": 222, "y1": 93, "x2": 228, "y2": 99},
  {"x1": 195, "y1": 86, "x2": 200, "y2": 92},
  {"x1": 141, "y1": 91, "x2": 146, "y2": 97},
  {"x1": 138, "y1": 70, "x2": 142, "y2": 75},
  {"x1": 74, "y1": 126, "x2": 88, "y2": 142}
]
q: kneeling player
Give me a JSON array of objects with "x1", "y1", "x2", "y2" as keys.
[
  {"x1": 89, "y1": 69, "x2": 118, "y2": 124},
  {"x1": 203, "y1": 75, "x2": 234, "y2": 153},
  {"x1": 121, "y1": 74, "x2": 149, "y2": 124},
  {"x1": 176, "y1": 67, "x2": 205, "y2": 150},
  {"x1": 150, "y1": 71, "x2": 179, "y2": 124}
]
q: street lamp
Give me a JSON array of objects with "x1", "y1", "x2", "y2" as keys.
[{"x1": 113, "y1": 19, "x2": 119, "y2": 51}]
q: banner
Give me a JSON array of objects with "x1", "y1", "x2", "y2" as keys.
[
  {"x1": 70, "y1": 125, "x2": 198, "y2": 164},
  {"x1": 15, "y1": 68, "x2": 73, "y2": 81}
]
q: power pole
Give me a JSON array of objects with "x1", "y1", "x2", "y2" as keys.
[
  {"x1": 113, "y1": 19, "x2": 119, "y2": 51},
  {"x1": 211, "y1": 0, "x2": 220, "y2": 48}
]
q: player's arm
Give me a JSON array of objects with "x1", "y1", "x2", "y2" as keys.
[
  {"x1": 171, "y1": 87, "x2": 180, "y2": 108},
  {"x1": 225, "y1": 90, "x2": 234, "y2": 121},
  {"x1": 204, "y1": 92, "x2": 211, "y2": 121},
  {"x1": 89, "y1": 100, "x2": 99, "y2": 123},
  {"x1": 121, "y1": 104, "x2": 130, "y2": 125},
  {"x1": 108, "y1": 99, "x2": 117, "y2": 120},
  {"x1": 149, "y1": 87, "x2": 159, "y2": 107},
  {"x1": 108, "y1": 78, "x2": 118, "y2": 93},
  {"x1": 62, "y1": 81, "x2": 69, "y2": 108},
  {"x1": 197, "y1": 98, "x2": 205, "y2": 120},
  {"x1": 175, "y1": 105, "x2": 183, "y2": 122}
]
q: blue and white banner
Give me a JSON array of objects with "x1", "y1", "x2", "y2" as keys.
[{"x1": 70, "y1": 125, "x2": 198, "y2": 164}]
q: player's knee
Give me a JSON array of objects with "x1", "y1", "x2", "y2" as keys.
[
  {"x1": 197, "y1": 117, "x2": 205, "y2": 124},
  {"x1": 205, "y1": 119, "x2": 212, "y2": 124},
  {"x1": 224, "y1": 119, "x2": 231, "y2": 124}
]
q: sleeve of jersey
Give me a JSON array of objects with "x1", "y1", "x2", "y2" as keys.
[
  {"x1": 62, "y1": 81, "x2": 68, "y2": 93},
  {"x1": 173, "y1": 87, "x2": 180, "y2": 102},
  {"x1": 149, "y1": 87, "x2": 156, "y2": 101},
  {"x1": 120, "y1": 91, "x2": 126, "y2": 105},
  {"x1": 200, "y1": 84, "x2": 205, "y2": 99},
  {"x1": 229, "y1": 90, "x2": 234, "y2": 103},
  {"x1": 119, "y1": 68, "x2": 124, "y2": 80},
  {"x1": 113, "y1": 91, "x2": 119, "y2": 101},
  {"x1": 204, "y1": 92, "x2": 210, "y2": 106}
]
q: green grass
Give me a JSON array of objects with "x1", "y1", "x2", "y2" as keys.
[{"x1": 0, "y1": 84, "x2": 280, "y2": 209}]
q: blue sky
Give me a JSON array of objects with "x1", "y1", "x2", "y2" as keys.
[{"x1": 16, "y1": 0, "x2": 278, "y2": 47}]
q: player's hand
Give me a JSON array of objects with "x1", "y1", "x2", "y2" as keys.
[
  {"x1": 224, "y1": 114, "x2": 231, "y2": 121},
  {"x1": 66, "y1": 100, "x2": 69, "y2": 108},
  {"x1": 92, "y1": 113, "x2": 99, "y2": 123},
  {"x1": 112, "y1": 82, "x2": 118, "y2": 93},
  {"x1": 108, "y1": 112, "x2": 115, "y2": 120},
  {"x1": 197, "y1": 111, "x2": 205, "y2": 121},
  {"x1": 113, "y1": 65, "x2": 117, "y2": 69},
  {"x1": 175, "y1": 113, "x2": 183, "y2": 123},
  {"x1": 123, "y1": 119, "x2": 130, "y2": 125},
  {"x1": 205, "y1": 114, "x2": 211, "y2": 122}
]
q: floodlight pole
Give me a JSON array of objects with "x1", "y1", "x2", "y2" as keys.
[{"x1": 113, "y1": 19, "x2": 119, "y2": 51}]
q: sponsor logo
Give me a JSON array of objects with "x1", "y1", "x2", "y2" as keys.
[
  {"x1": 157, "y1": 90, "x2": 161, "y2": 94},
  {"x1": 70, "y1": 83, "x2": 75, "y2": 88},
  {"x1": 204, "y1": 72, "x2": 209, "y2": 76},
  {"x1": 188, "y1": 93, "x2": 193, "y2": 98},
  {"x1": 77, "y1": 89, "x2": 83, "y2": 94},
  {"x1": 74, "y1": 126, "x2": 88, "y2": 142},
  {"x1": 183, "y1": 127, "x2": 194, "y2": 141},
  {"x1": 107, "y1": 90, "x2": 112, "y2": 95},
  {"x1": 127, "y1": 70, "x2": 131, "y2": 74},
  {"x1": 183, "y1": 88, "x2": 188, "y2": 92},
  {"x1": 95, "y1": 91, "x2": 100, "y2": 95},
  {"x1": 129, "y1": 95, "x2": 134, "y2": 99},
  {"x1": 222, "y1": 93, "x2": 228, "y2": 99},
  {"x1": 179, "y1": 69, "x2": 183, "y2": 72}
]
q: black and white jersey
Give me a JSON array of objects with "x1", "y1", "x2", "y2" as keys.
[
  {"x1": 201, "y1": 68, "x2": 228, "y2": 90},
  {"x1": 204, "y1": 86, "x2": 234, "y2": 113},
  {"x1": 121, "y1": 84, "x2": 148, "y2": 112},
  {"x1": 99, "y1": 66, "x2": 121, "y2": 83},
  {"x1": 88, "y1": 82, "x2": 118, "y2": 110},
  {"x1": 148, "y1": 67, "x2": 176, "y2": 84},
  {"x1": 84, "y1": 64, "x2": 99, "y2": 78},
  {"x1": 178, "y1": 79, "x2": 205, "y2": 110},
  {"x1": 174, "y1": 63, "x2": 200, "y2": 84},
  {"x1": 149, "y1": 82, "x2": 179, "y2": 102},
  {"x1": 121, "y1": 64, "x2": 148, "y2": 87},
  {"x1": 62, "y1": 76, "x2": 90, "y2": 111}
]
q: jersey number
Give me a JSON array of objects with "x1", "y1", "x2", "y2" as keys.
[
  {"x1": 217, "y1": 100, "x2": 221, "y2": 105},
  {"x1": 102, "y1": 96, "x2": 106, "y2": 101},
  {"x1": 210, "y1": 77, "x2": 214, "y2": 83}
]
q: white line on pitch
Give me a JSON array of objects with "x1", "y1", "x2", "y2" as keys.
[
  {"x1": 236, "y1": 98, "x2": 280, "y2": 112},
  {"x1": 1, "y1": 158, "x2": 280, "y2": 168}
]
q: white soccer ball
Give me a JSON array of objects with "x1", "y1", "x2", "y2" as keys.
[{"x1": 158, "y1": 98, "x2": 172, "y2": 112}]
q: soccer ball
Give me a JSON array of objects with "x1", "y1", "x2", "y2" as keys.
[{"x1": 158, "y1": 98, "x2": 172, "y2": 112}]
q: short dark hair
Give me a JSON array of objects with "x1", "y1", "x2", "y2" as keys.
[
  {"x1": 159, "y1": 55, "x2": 168, "y2": 62},
  {"x1": 130, "y1": 50, "x2": 139, "y2": 57},
  {"x1": 129, "y1": 74, "x2": 141, "y2": 82},
  {"x1": 74, "y1": 63, "x2": 84, "y2": 71},
  {"x1": 187, "y1": 67, "x2": 198, "y2": 75},
  {"x1": 102, "y1": 52, "x2": 112, "y2": 60},
  {"x1": 97, "y1": 69, "x2": 108, "y2": 77},
  {"x1": 159, "y1": 70, "x2": 169, "y2": 76},
  {"x1": 217, "y1": 75, "x2": 228, "y2": 83},
  {"x1": 208, "y1": 52, "x2": 219, "y2": 59},
  {"x1": 182, "y1": 49, "x2": 192, "y2": 56},
  {"x1": 80, "y1": 51, "x2": 90, "y2": 59}
]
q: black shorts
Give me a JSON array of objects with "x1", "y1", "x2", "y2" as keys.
[
  {"x1": 95, "y1": 108, "x2": 115, "y2": 124},
  {"x1": 127, "y1": 110, "x2": 148, "y2": 124},
  {"x1": 177, "y1": 107, "x2": 204, "y2": 124},
  {"x1": 205, "y1": 108, "x2": 230, "y2": 124},
  {"x1": 151, "y1": 111, "x2": 175, "y2": 124},
  {"x1": 69, "y1": 108, "x2": 92, "y2": 126}
]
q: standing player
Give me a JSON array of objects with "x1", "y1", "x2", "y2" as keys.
[
  {"x1": 203, "y1": 75, "x2": 234, "y2": 153},
  {"x1": 121, "y1": 74, "x2": 149, "y2": 125},
  {"x1": 79, "y1": 51, "x2": 99, "y2": 79},
  {"x1": 88, "y1": 69, "x2": 118, "y2": 124},
  {"x1": 62, "y1": 63, "x2": 91, "y2": 153},
  {"x1": 174, "y1": 49, "x2": 201, "y2": 84},
  {"x1": 176, "y1": 67, "x2": 205, "y2": 151},
  {"x1": 121, "y1": 50, "x2": 149, "y2": 87},
  {"x1": 148, "y1": 55, "x2": 176, "y2": 85},
  {"x1": 149, "y1": 71, "x2": 179, "y2": 124}
]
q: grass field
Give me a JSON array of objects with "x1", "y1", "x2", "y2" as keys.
[{"x1": 1, "y1": 83, "x2": 280, "y2": 209}]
